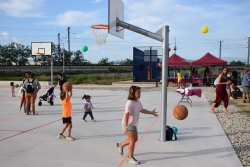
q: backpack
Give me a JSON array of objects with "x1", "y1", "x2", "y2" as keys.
[
  {"x1": 214, "y1": 78, "x2": 218, "y2": 86},
  {"x1": 166, "y1": 126, "x2": 177, "y2": 141},
  {"x1": 18, "y1": 80, "x2": 26, "y2": 97},
  {"x1": 18, "y1": 86, "x2": 25, "y2": 97},
  {"x1": 26, "y1": 79, "x2": 35, "y2": 93}
]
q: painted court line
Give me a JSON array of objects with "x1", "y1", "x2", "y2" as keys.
[
  {"x1": 117, "y1": 115, "x2": 160, "y2": 167},
  {"x1": 0, "y1": 119, "x2": 61, "y2": 142},
  {"x1": 0, "y1": 130, "x2": 25, "y2": 132}
]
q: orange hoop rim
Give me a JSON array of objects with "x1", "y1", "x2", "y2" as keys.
[
  {"x1": 36, "y1": 52, "x2": 44, "y2": 55},
  {"x1": 91, "y1": 24, "x2": 109, "y2": 29}
]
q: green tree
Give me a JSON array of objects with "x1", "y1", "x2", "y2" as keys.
[
  {"x1": 71, "y1": 50, "x2": 84, "y2": 65},
  {"x1": 123, "y1": 58, "x2": 133, "y2": 65},
  {"x1": 17, "y1": 44, "x2": 31, "y2": 65},
  {"x1": 229, "y1": 60, "x2": 245, "y2": 66},
  {"x1": 98, "y1": 57, "x2": 109, "y2": 65},
  {"x1": 0, "y1": 43, "x2": 17, "y2": 65}
]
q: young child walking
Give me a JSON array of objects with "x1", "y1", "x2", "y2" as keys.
[
  {"x1": 10, "y1": 82, "x2": 18, "y2": 97},
  {"x1": 58, "y1": 90, "x2": 75, "y2": 141},
  {"x1": 117, "y1": 85, "x2": 158, "y2": 165},
  {"x1": 82, "y1": 94, "x2": 95, "y2": 122}
]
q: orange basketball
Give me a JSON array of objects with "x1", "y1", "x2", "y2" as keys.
[
  {"x1": 173, "y1": 105, "x2": 188, "y2": 120},
  {"x1": 227, "y1": 80, "x2": 232, "y2": 85},
  {"x1": 62, "y1": 82, "x2": 72, "y2": 91}
]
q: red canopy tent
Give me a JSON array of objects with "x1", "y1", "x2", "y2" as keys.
[
  {"x1": 191, "y1": 52, "x2": 227, "y2": 66},
  {"x1": 157, "y1": 53, "x2": 191, "y2": 66}
]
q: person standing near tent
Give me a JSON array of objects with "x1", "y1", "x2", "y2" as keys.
[
  {"x1": 241, "y1": 69, "x2": 250, "y2": 103},
  {"x1": 232, "y1": 68, "x2": 238, "y2": 85},
  {"x1": 205, "y1": 68, "x2": 213, "y2": 86},
  {"x1": 177, "y1": 70, "x2": 182, "y2": 88},
  {"x1": 210, "y1": 67, "x2": 230, "y2": 114},
  {"x1": 240, "y1": 67, "x2": 247, "y2": 82},
  {"x1": 203, "y1": 67, "x2": 208, "y2": 85}
]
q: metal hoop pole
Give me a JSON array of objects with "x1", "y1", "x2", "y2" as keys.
[
  {"x1": 116, "y1": 18, "x2": 163, "y2": 42},
  {"x1": 160, "y1": 26, "x2": 169, "y2": 142}
]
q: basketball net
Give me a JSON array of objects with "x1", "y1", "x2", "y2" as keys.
[
  {"x1": 36, "y1": 53, "x2": 43, "y2": 59},
  {"x1": 91, "y1": 24, "x2": 108, "y2": 46}
]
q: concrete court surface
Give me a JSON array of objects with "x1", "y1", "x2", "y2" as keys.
[{"x1": 0, "y1": 86, "x2": 243, "y2": 167}]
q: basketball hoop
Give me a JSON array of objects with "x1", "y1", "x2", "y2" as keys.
[
  {"x1": 36, "y1": 52, "x2": 44, "y2": 59},
  {"x1": 91, "y1": 24, "x2": 108, "y2": 45}
]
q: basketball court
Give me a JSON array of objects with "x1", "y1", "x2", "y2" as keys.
[
  {"x1": 0, "y1": 85, "x2": 242, "y2": 167},
  {"x1": 0, "y1": 0, "x2": 242, "y2": 166}
]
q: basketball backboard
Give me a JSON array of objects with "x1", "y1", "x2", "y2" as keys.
[
  {"x1": 31, "y1": 42, "x2": 52, "y2": 56},
  {"x1": 108, "y1": 0, "x2": 124, "y2": 39}
]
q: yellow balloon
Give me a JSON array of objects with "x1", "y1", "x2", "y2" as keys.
[{"x1": 201, "y1": 26, "x2": 209, "y2": 33}]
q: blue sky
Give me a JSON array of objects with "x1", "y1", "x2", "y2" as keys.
[{"x1": 0, "y1": 0, "x2": 250, "y2": 63}]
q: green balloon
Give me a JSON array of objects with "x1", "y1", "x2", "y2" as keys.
[{"x1": 82, "y1": 46, "x2": 88, "y2": 52}]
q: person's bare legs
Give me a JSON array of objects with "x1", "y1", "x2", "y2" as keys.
[
  {"x1": 242, "y1": 93, "x2": 249, "y2": 103},
  {"x1": 61, "y1": 123, "x2": 68, "y2": 135},
  {"x1": 120, "y1": 139, "x2": 130, "y2": 148},
  {"x1": 223, "y1": 107, "x2": 229, "y2": 114},
  {"x1": 209, "y1": 103, "x2": 216, "y2": 114},
  {"x1": 242, "y1": 93, "x2": 246, "y2": 102},
  {"x1": 227, "y1": 89, "x2": 231, "y2": 99},
  {"x1": 246, "y1": 93, "x2": 250, "y2": 102},
  {"x1": 126, "y1": 130, "x2": 138, "y2": 158},
  {"x1": 25, "y1": 94, "x2": 31, "y2": 115},
  {"x1": 67, "y1": 123, "x2": 72, "y2": 136},
  {"x1": 30, "y1": 93, "x2": 36, "y2": 115}
]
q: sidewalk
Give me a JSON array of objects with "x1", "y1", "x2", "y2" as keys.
[{"x1": 0, "y1": 86, "x2": 242, "y2": 167}]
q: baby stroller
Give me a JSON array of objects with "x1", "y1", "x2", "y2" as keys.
[
  {"x1": 38, "y1": 85, "x2": 57, "y2": 106},
  {"x1": 231, "y1": 86, "x2": 243, "y2": 99}
]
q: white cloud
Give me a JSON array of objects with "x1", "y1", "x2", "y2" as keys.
[
  {"x1": 45, "y1": 10, "x2": 102, "y2": 27},
  {"x1": 93, "y1": 0, "x2": 102, "y2": 3},
  {"x1": 0, "y1": 0, "x2": 45, "y2": 17},
  {"x1": 1, "y1": 31, "x2": 9, "y2": 39}
]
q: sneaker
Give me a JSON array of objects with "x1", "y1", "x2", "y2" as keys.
[
  {"x1": 116, "y1": 143, "x2": 123, "y2": 155},
  {"x1": 243, "y1": 100, "x2": 246, "y2": 103},
  {"x1": 58, "y1": 134, "x2": 66, "y2": 139},
  {"x1": 82, "y1": 119, "x2": 87, "y2": 122},
  {"x1": 92, "y1": 119, "x2": 96, "y2": 122},
  {"x1": 127, "y1": 157, "x2": 140, "y2": 165},
  {"x1": 66, "y1": 136, "x2": 75, "y2": 141},
  {"x1": 229, "y1": 97, "x2": 234, "y2": 99}
]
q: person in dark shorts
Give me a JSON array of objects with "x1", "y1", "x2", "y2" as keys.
[
  {"x1": 58, "y1": 90, "x2": 75, "y2": 141},
  {"x1": 241, "y1": 69, "x2": 250, "y2": 103}
]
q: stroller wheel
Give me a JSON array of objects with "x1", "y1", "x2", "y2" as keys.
[
  {"x1": 38, "y1": 101, "x2": 42, "y2": 106},
  {"x1": 50, "y1": 101, "x2": 54, "y2": 106}
]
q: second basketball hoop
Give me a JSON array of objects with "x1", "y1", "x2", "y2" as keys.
[{"x1": 91, "y1": 24, "x2": 108, "y2": 45}]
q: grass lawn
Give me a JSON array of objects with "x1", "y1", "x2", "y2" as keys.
[{"x1": 230, "y1": 97, "x2": 250, "y2": 117}]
